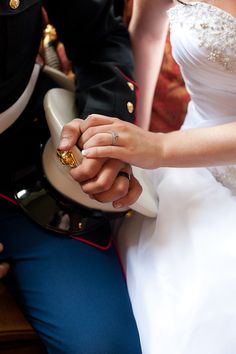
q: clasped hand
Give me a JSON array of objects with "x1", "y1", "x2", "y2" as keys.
[
  {"x1": 65, "y1": 114, "x2": 160, "y2": 169},
  {"x1": 59, "y1": 116, "x2": 143, "y2": 209}
]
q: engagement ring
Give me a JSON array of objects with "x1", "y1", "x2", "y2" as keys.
[{"x1": 111, "y1": 131, "x2": 119, "y2": 146}]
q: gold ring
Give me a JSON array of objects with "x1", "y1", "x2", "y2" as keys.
[{"x1": 56, "y1": 149, "x2": 77, "y2": 168}]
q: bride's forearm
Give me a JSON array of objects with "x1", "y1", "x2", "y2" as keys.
[
  {"x1": 157, "y1": 122, "x2": 236, "y2": 168},
  {"x1": 78, "y1": 118, "x2": 236, "y2": 169}
]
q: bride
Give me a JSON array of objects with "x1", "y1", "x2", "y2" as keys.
[{"x1": 60, "y1": 1, "x2": 236, "y2": 353}]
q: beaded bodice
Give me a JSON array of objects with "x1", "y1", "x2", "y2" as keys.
[
  {"x1": 167, "y1": 2, "x2": 236, "y2": 128},
  {"x1": 168, "y1": 2, "x2": 236, "y2": 194},
  {"x1": 168, "y1": 2, "x2": 236, "y2": 73}
]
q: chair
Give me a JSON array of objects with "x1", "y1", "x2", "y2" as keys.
[{"x1": 0, "y1": 282, "x2": 47, "y2": 354}]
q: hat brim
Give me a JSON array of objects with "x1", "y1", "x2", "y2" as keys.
[{"x1": 13, "y1": 151, "x2": 121, "y2": 249}]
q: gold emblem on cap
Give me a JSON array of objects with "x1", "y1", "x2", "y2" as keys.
[
  {"x1": 127, "y1": 101, "x2": 134, "y2": 114},
  {"x1": 57, "y1": 149, "x2": 77, "y2": 168},
  {"x1": 9, "y1": 0, "x2": 20, "y2": 9},
  {"x1": 127, "y1": 82, "x2": 134, "y2": 91}
]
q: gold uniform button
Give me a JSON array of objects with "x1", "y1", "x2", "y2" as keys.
[
  {"x1": 9, "y1": 0, "x2": 20, "y2": 9},
  {"x1": 127, "y1": 101, "x2": 134, "y2": 114},
  {"x1": 127, "y1": 82, "x2": 134, "y2": 91},
  {"x1": 78, "y1": 222, "x2": 83, "y2": 230}
]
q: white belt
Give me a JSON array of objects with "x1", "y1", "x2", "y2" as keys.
[{"x1": 0, "y1": 64, "x2": 41, "y2": 134}]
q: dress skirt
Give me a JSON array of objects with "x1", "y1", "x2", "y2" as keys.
[{"x1": 116, "y1": 166, "x2": 236, "y2": 354}]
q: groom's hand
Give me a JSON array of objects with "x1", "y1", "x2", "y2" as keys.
[{"x1": 71, "y1": 157, "x2": 142, "y2": 208}]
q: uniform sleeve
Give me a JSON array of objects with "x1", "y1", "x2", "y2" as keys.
[{"x1": 43, "y1": 0, "x2": 138, "y2": 123}]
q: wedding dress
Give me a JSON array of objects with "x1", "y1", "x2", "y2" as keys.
[{"x1": 116, "y1": 2, "x2": 236, "y2": 354}]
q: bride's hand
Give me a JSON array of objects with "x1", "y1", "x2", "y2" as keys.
[{"x1": 79, "y1": 114, "x2": 161, "y2": 169}]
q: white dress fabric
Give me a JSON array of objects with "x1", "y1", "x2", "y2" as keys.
[{"x1": 116, "y1": 3, "x2": 236, "y2": 354}]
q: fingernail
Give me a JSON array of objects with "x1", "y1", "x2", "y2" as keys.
[
  {"x1": 81, "y1": 149, "x2": 89, "y2": 156},
  {"x1": 113, "y1": 202, "x2": 123, "y2": 209}
]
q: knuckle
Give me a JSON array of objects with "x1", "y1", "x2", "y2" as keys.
[
  {"x1": 73, "y1": 118, "x2": 82, "y2": 125},
  {"x1": 80, "y1": 184, "x2": 87, "y2": 193},
  {"x1": 81, "y1": 168, "x2": 94, "y2": 180},
  {"x1": 86, "y1": 126, "x2": 96, "y2": 138},
  {"x1": 93, "y1": 194, "x2": 106, "y2": 203},
  {"x1": 63, "y1": 118, "x2": 81, "y2": 132},
  {"x1": 87, "y1": 114, "x2": 97, "y2": 125},
  {"x1": 96, "y1": 179, "x2": 110, "y2": 192},
  {"x1": 63, "y1": 124, "x2": 77, "y2": 136},
  {"x1": 80, "y1": 183, "x2": 91, "y2": 194},
  {"x1": 113, "y1": 117, "x2": 119, "y2": 125},
  {"x1": 70, "y1": 167, "x2": 94, "y2": 182},
  {"x1": 115, "y1": 183, "x2": 128, "y2": 197},
  {"x1": 116, "y1": 121, "x2": 125, "y2": 132}
]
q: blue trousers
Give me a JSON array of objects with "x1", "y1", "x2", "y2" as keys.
[
  {"x1": 0, "y1": 72, "x2": 141, "y2": 353},
  {"x1": 0, "y1": 203, "x2": 141, "y2": 354}
]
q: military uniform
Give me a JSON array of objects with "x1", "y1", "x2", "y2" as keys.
[
  {"x1": 0, "y1": 0, "x2": 136, "y2": 115},
  {"x1": 0, "y1": 1, "x2": 141, "y2": 352}
]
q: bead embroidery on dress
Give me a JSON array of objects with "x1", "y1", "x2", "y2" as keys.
[
  {"x1": 208, "y1": 166, "x2": 236, "y2": 195},
  {"x1": 168, "y1": 2, "x2": 236, "y2": 72}
]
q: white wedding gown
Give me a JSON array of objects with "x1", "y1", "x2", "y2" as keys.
[{"x1": 116, "y1": 3, "x2": 236, "y2": 354}]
